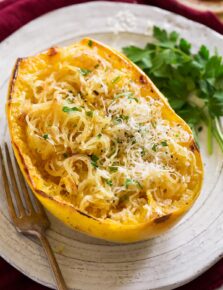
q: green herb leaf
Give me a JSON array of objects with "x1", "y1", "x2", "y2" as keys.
[
  {"x1": 122, "y1": 46, "x2": 151, "y2": 63},
  {"x1": 62, "y1": 106, "x2": 81, "y2": 113},
  {"x1": 88, "y1": 40, "x2": 93, "y2": 47},
  {"x1": 153, "y1": 26, "x2": 169, "y2": 43},
  {"x1": 109, "y1": 166, "x2": 118, "y2": 172},
  {"x1": 120, "y1": 115, "x2": 129, "y2": 121},
  {"x1": 85, "y1": 110, "x2": 93, "y2": 117},
  {"x1": 79, "y1": 68, "x2": 91, "y2": 76},
  {"x1": 161, "y1": 141, "x2": 168, "y2": 147},
  {"x1": 199, "y1": 45, "x2": 209, "y2": 60},
  {"x1": 169, "y1": 31, "x2": 179, "y2": 43},
  {"x1": 152, "y1": 144, "x2": 157, "y2": 152},
  {"x1": 122, "y1": 25, "x2": 223, "y2": 154},
  {"x1": 104, "y1": 179, "x2": 113, "y2": 186},
  {"x1": 91, "y1": 162, "x2": 98, "y2": 168},
  {"x1": 90, "y1": 155, "x2": 99, "y2": 168},
  {"x1": 67, "y1": 97, "x2": 74, "y2": 104},
  {"x1": 124, "y1": 179, "x2": 142, "y2": 189},
  {"x1": 112, "y1": 76, "x2": 121, "y2": 84},
  {"x1": 153, "y1": 26, "x2": 179, "y2": 48},
  {"x1": 115, "y1": 92, "x2": 133, "y2": 98},
  {"x1": 97, "y1": 133, "x2": 102, "y2": 139},
  {"x1": 125, "y1": 178, "x2": 134, "y2": 188},
  {"x1": 115, "y1": 115, "x2": 129, "y2": 123},
  {"x1": 91, "y1": 155, "x2": 99, "y2": 162},
  {"x1": 179, "y1": 38, "x2": 191, "y2": 54},
  {"x1": 141, "y1": 148, "x2": 146, "y2": 156},
  {"x1": 135, "y1": 180, "x2": 143, "y2": 189},
  {"x1": 209, "y1": 90, "x2": 223, "y2": 117},
  {"x1": 128, "y1": 96, "x2": 139, "y2": 103},
  {"x1": 43, "y1": 134, "x2": 49, "y2": 140}
]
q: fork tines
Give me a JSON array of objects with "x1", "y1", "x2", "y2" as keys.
[{"x1": 0, "y1": 143, "x2": 47, "y2": 222}]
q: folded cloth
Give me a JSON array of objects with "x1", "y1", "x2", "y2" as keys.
[
  {"x1": 1, "y1": 254, "x2": 223, "y2": 290},
  {"x1": 144, "y1": 0, "x2": 223, "y2": 34},
  {"x1": 0, "y1": 0, "x2": 222, "y2": 290},
  {"x1": 0, "y1": 0, "x2": 223, "y2": 42}
]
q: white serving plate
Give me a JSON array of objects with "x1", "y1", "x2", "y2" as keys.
[{"x1": 0, "y1": 2, "x2": 223, "y2": 290}]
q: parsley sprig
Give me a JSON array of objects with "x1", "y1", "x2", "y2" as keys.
[{"x1": 123, "y1": 26, "x2": 223, "y2": 154}]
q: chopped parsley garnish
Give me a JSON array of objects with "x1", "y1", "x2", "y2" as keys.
[
  {"x1": 121, "y1": 115, "x2": 129, "y2": 121},
  {"x1": 128, "y1": 96, "x2": 139, "y2": 103},
  {"x1": 115, "y1": 115, "x2": 129, "y2": 123},
  {"x1": 112, "y1": 76, "x2": 121, "y2": 84},
  {"x1": 90, "y1": 154, "x2": 99, "y2": 168},
  {"x1": 104, "y1": 179, "x2": 113, "y2": 186},
  {"x1": 88, "y1": 40, "x2": 93, "y2": 47},
  {"x1": 62, "y1": 106, "x2": 81, "y2": 113},
  {"x1": 79, "y1": 68, "x2": 91, "y2": 76},
  {"x1": 43, "y1": 134, "x2": 49, "y2": 140},
  {"x1": 114, "y1": 117, "x2": 122, "y2": 124},
  {"x1": 91, "y1": 162, "x2": 98, "y2": 169},
  {"x1": 151, "y1": 121, "x2": 156, "y2": 129},
  {"x1": 67, "y1": 97, "x2": 74, "y2": 104},
  {"x1": 91, "y1": 154, "x2": 99, "y2": 162},
  {"x1": 109, "y1": 166, "x2": 118, "y2": 172},
  {"x1": 97, "y1": 133, "x2": 102, "y2": 139},
  {"x1": 63, "y1": 153, "x2": 68, "y2": 158},
  {"x1": 85, "y1": 110, "x2": 93, "y2": 117},
  {"x1": 125, "y1": 178, "x2": 134, "y2": 188},
  {"x1": 115, "y1": 92, "x2": 133, "y2": 98},
  {"x1": 161, "y1": 141, "x2": 168, "y2": 147},
  {"x1": 141, "y1": 148, "x2": 146, "y2": 156},
  {"x1": 125, "y1": 179, "x2": 142, "y2": 189},
  {"x1": 135, "y1": 180, "x2": 143, "y2": 189},
  {"x1": 152, "y1": 144, "x2": 157, "y2": 152}
]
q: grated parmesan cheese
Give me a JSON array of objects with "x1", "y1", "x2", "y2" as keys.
[{"x1": 13, "y1": 42, "x2": 200, "y2": 224}]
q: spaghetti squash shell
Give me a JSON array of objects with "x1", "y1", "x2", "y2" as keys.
[{"x1": 6, "y1": 39, "x2": 203, "y2": 243}]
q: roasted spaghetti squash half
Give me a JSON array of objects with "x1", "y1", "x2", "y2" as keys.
[{"x1": 7, "y1": 39, "x2": 203, "y2": 243}]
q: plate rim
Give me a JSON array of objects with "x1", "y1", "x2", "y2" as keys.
[{"x1": 0, "y1": 2, "x2": 223, "y2": 290}]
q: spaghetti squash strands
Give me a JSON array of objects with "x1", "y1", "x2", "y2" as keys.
[{"x1": 7, "y1": 39, "x2": 203, "y2": 242}]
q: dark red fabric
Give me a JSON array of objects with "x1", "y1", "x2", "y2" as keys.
[
  {"x1": 0, "y1": 0, "x2": 223, "y2": 289},
  {"x1": 143, "y1": 0, "x2": 223, "y2": 34},
  {"x1": 0, "y1": 0, "x2": 223, "y2": 42}
]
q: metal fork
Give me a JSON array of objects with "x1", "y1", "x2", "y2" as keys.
[{"x1": 0, "y1": 143, "x2": 67, "y2": 290}]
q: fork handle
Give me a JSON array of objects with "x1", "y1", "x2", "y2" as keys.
[{"x1": 36, "y1": 232, "x2": 68, "y2": 290}]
